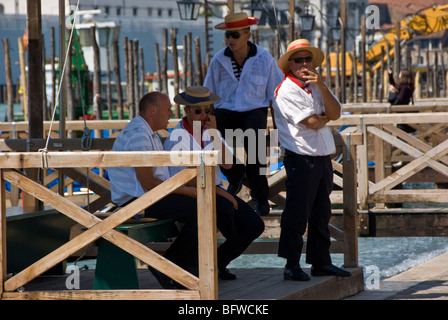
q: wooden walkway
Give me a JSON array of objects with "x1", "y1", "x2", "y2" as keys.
[
  {"x1": 20, "y1": 265, "x2": 364, "y2": 300},
  {"x1": 346, "y1": 251, "x2": 448, "y2": 300}
]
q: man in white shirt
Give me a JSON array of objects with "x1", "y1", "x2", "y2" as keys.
[
  {"x1": 164, "y1": 86, "x2": 265, "y2": 280},
  {"x1": 273, "y1": 39, "x2": 350, "y2": 281},
  {"x1": 108, "y1": 92, "x2": 199, "y2": 289},
  {"x1": 204, "y1": 12, "x2": 284, "y2": 216}
]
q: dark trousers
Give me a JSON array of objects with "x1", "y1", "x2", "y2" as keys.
[
  {"x1": 216, "y1": 192, "x2": 265, "y2": 270},
  {"x1": 214, "y1": 108, "x2": 269, "y2": 203},
  {"x1": 277, "y1": 151, "x2": 333, "y2": 267},
  {"x1": 143, "y1": 192, "x2": 264, "y2": 271}
]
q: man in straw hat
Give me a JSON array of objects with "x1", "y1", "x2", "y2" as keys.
[
  {"x1": 273, "y1": 39, "x2": 351, "y2": 281},
  {"x1": 204, "y1": 12, "x2": 283, "y2": 217},
  {"x1": 165, "y1": 86, "x2": 265, "y2": 281}
]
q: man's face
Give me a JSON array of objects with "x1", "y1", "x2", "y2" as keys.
[
  {"x1": 288, "y1": 50, "x2": 314, "y2": 81},
  {"x1": 225, "y1": 28, "x2": 251, "y2": 52},
  {"x1": 185, "y1": 104, "x2": 212, "y2": 128},
  {"x1": 154, "y1": 95, "x2": 174, "y2": 130}
]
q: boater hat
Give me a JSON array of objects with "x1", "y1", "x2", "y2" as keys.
[
  {"x1": 215, "y1": 12, "x2": 259, "y2": 31},
  {"x1": 277, "y1": 39, "x2": 325, "y2": 72},
  {"x1": 174, "y1": 86, "x2": 221, "y2": 106}
]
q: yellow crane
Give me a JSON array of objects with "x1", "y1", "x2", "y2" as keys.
[{"x1": 366, "y1": 4, "x2": 448, "y2": 70}]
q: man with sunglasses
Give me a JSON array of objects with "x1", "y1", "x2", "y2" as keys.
[
  {"x1": 204, "y1": 12, "x2": 283, "y2": 217},
  {"x1": 164, "y1": 86, "x2": 265, "y2": 281},
  {"x1": 273, "y1": 39, "x2": 350, "y2": 281}
]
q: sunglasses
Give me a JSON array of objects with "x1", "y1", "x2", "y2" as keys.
[
  {"x1": 192, "y1": 107, "x2": 212, "y2": 115},
  {"x1": 225, "y1": 31, "x2": 246, "y2": 39},
  {"x1": 289, "y1": 56, "x2": 313, "y2": 64}
]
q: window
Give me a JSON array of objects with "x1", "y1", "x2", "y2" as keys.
[
  {"x1": 148, "y1": 8, "x2": 153, "y2": 16},
  {"x1": 133, "y1": 7, "x2": 138, "y2": 16},
  {"x1": 117, "y1": 7, "x2": 121, "y2": 16}
]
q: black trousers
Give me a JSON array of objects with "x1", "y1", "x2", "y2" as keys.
[
  {"x1": 277, "y1": 151, "x2": 333, "y2": 267},
  {"x1": 214, "y1": 108, "x2": 269, "y2": 203},
  {"x1": 143, "y1": 192, "x2": 264, "y2": 271}
]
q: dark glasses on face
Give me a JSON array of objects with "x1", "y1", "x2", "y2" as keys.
[
  {"x1": 192, "y1": 107, "x2": 212, "y2": 115},
  {"x1": 225, "y1": 31, "x2": 244, "y2": 39},
  {"x1": 289, "y1": 56, "x2": 313, "y2": 64}
]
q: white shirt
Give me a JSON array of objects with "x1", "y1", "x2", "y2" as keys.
[
  {"x1": 273, "y1": 77, "x2": 338, "y2": 156},
  {"x1": 203, "y1": 44, "x2": 283, "y2": 112},
  {"x1": 108, "y1": 115, "x2": 171, "y2": 206},
  {"x1": 164, "y1": 120, "x2": 231, "y2": 186}
]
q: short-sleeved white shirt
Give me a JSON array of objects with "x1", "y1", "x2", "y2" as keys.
[
  {"x1": 108, "y1": 115, "x2": 170, "y2": 206},
  {"x1": 273, "y1": 77, "x2": 338, "y2": 156}
]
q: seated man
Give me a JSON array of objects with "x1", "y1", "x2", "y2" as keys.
[
  {"x1": 164, "y1": 86, "x2": 265, "y2": 280},
  {"x1": 108, "y1": 91, "x2": 200, "y2": 289}
]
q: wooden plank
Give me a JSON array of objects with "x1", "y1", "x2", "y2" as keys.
[
  {"x1": 331, "y1": 112, "x2": 448, "y2": 126},
  {"x1": 0, "y1": 170, "x2": 6, "y2": 297},
  {"x1": 3, "y1": 169, "x2": 199, "y2": 292},
  {"x1": 369, "y1": 138, "x2": 448, "y2": 193},
  {"x1": 2, "y1": 289, "x2": 200, "y2": 300},
  {"x1": 0, "y1": 138, "x2": 115, "y2": 152},
  {"x1": 343, "y1": 144, "x2": 358, "y2": 267},
  {"x1": 196, "y1": 166, "x2": 218, "y2": 300},
  {"x1": 0, "y1": 150, "x2": 219, "y2": 169}
]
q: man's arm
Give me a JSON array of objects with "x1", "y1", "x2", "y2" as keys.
[{"x1": 135, "y1": 167, "x2": 197, "y2": 198}]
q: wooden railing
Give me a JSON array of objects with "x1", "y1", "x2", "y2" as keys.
[{"x1": 0, "y1": 150, "x2": 219, "y2": 300}]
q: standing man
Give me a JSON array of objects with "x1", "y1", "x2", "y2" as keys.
[
  {"x1": 164, "y1": 86, "x2": 265, "y2": 280},
  {"x1": 108, "y1": 92, "x2": 199, "y2": 289},
  {"x1": 273, "y1": 39, "x2": 351, "y2": 281},
  {"x1": 204, "y1": 12, "x2": 283, "y2": 216}
]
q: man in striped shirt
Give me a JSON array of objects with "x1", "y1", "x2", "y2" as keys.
[{"x1": 204, "y1": 12, "x2": 283, "y2": 217}]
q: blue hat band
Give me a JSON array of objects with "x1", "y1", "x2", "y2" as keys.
[{"x1": 180, "y1": 92, "x2": 211, "y2": 104}]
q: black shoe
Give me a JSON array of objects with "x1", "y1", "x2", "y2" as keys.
[
  {"x1": 284, "y1": 265, "x2": 311, "y2": 281},
  {"x1": 148, "y1": 265, "x2": 177, "y2": 289},
  {"x1": 311, "y1": 264, "x2": 351, "y2": 277},
  {"x1": 227, "y1": 181, "x2": 243, "y2": 195},
  {"x1": 218, "y1": 268, "x2": 237, "y2": 280}
]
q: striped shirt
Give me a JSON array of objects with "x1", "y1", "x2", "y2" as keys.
[
  {"x1": 224, "y1": 41, "x2": 257, "y2": 81},
  {"x1": 108, "y1": 115, "x2": 170, "y2": 206}
]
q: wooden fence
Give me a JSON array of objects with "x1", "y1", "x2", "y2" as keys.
[{"x1": 0, "y1": 150, "x2": 219, "y2": 300}]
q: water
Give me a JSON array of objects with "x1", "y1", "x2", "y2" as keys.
[
  {"x1": 72, "y1": 237, "x2": 448, "y2": 281},
  {"x1": 227, "y1": 237, "x2": 448, "y2": 280}
]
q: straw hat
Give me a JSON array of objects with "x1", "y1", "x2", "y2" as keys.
[
  {"x1": 277, "y1": 39, "x2": 325, "y2": 72},
  {"x1": 215, "y1": 12, "x2": 259, "y2": 31},
  {"x1": 174, "y1": 86, "x2": 221, "y2": 106}
]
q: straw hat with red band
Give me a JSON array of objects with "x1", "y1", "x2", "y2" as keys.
[
  {"x1": 174, "y1": 86, "x2": 221, "y2": 106},
  {"x1": 277, "y1": 39, "x2": 325, "y2": 72},
  {"x1": 215, "y1": 12, "x2": 259, "y2": 31}
]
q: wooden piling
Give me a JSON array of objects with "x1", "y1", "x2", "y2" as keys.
[{"x1": 2, "y1": 38, "x2": 14, "y2": 122}]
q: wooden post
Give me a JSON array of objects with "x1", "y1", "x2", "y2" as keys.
[
  {"x1": 227, "y1": 0, "x2": 234, "y2": 13},
  {"x1": 196, "y1": 166, "x2": 217, "y2": 299},
  {"x1": 105, "y1": 34, "x2": 112, "y2": 120},
  {"x1": 325, "y1": 37, "x2": 331, "y2": 91},
  {"x1": 50, "y1": 27, "x2": 56, "y2": 119},
  {"x1": 0, "y1": 169, "x2": 6, "y2": 298},
  {"x1": 154, "y1": 42, "x2": 162, "y2": 92},
  {"x1": 113, "y1": 39, "x2": 123, "y2": 120},
  {"x1": 343, "y1": 143, "x2": 358, "y2": 267},
  {"x1": 182, "y1": 35, "x2": 188, "y2": 90},
  {"x1": 288, "y1": 0, "x2": 295, "y2": 43},
  {"x1": 340, "y1": 0, "x2": 346, "y2": 104},
  {"x1": 140, "y1": 46, "x2": 145, "y2": 98},
  {"x1": 127, "y1": 39, "x2": 135, "y2": 119},
  {"x1": 162, "y1": 29, "x2": 168, "y2": 95},
  {"x1": 133, "y1": 39, "x2": 139, "y2": 104},
  {"x1": 335, "y1": 43, "x2": 341, "y2": 101},
  {"x1": 2, "y1": 39, "x2": 14, "y2": 122},
  {"x1": 434, "y1": 50, "x2": 439, "y2": 98},
  {"x1": 66, "y1": 32, "x2": 75, "y2": 138},
  {"x1": 18, "y1": 37, "x2": 28, "y2": 120},
  {"x1": 91, "y1": 26, "x2": 102, "y2": 115},
  {"x1": 361, "y1": 15, "x2": 367, "y2": 102},
  {"x1": 394, "y1": 21, "x2": 400, "y2": 79},
  {"x1": 188, "y1": 32, "x2": 193, "y2": 87},
  {"x1": 171, "y1": 28, "x2": 180, "y2": 118},
  {"x1": 123, "y1": 36, "x2": 130, "y2": 116},
  {"x1": 194, "y1": 36, "x2": 203, "y2": 85}
]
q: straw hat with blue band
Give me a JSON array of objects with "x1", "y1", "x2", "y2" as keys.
[
  {"x1": 214, "y1": 12, "x2": 259, "y2": 31},
  {"x1": 174, "y1": 86, "x2": 221, "y2": 106},
  {"x1": 277, "y1": 39, "x2": 325, "y2": 72}
]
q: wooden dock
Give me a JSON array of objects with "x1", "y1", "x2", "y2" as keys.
[{"x1": 18, "y1": 265, "x2": 364, "y2": 300}]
